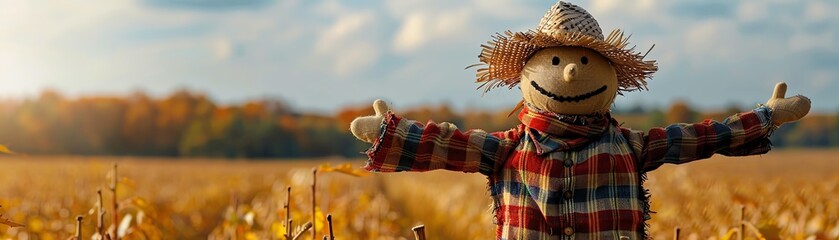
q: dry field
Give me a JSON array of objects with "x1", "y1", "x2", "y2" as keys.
[{"x1": 0, "y1": 149, "x2": 838, "y2": 239}]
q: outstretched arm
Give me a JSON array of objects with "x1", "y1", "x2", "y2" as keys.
[
  {"x1": 623, "y1": 82, "x2": 810, "y2": 172},
  {"x1": 350, "y1": 100, "x2": 521, "y2": 176}
]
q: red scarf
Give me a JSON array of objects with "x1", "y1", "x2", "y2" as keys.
[{"x1": 517, "y1": 106, "x2": 614, "y2": 154}]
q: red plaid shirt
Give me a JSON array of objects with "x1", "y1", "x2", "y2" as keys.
[{"x1": 364, "y1": 106, "x2": 773, "y2": 239}]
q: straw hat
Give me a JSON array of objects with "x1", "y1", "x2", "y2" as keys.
[{"x1": 473, "y1": 1, "x2": 658, "y2": 93}]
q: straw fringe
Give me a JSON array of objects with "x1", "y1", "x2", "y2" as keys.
[{"x1": 470, "y1": 28, "x2": 658, "y2": 93}]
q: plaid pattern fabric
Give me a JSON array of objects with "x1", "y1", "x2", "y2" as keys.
[{"x1": 364, "y1": 106, "x2": 773, "y2": 240}]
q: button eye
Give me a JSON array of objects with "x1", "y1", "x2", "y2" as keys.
[
  {"x1": 552, "y1": 56, "x2": 560, "y2": 66},
  {"x1": 580, "y1": 56, "x2": 589, "y2": 65}
]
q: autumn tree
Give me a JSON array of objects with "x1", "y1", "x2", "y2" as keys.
[
  {"x1": 121, "y1": 92, "x2": 158, "y2": 155},
  {"x1": 665, "y1": 100, "x2": 696, "y2": 124},
  {"x1": 833, "y1": 110, "x2": 839, "y2": 146},
  {"x1": 0, "y1": 90, "x2": 834, "y2": 158}
]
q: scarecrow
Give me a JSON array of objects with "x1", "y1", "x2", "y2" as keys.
[{"x1": 350, "y1": 1, "x2": 811, "y2": 239}]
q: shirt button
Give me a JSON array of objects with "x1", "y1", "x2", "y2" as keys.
[
  {"x1": 563, "y1": 227, "x2": 574, "y2": 236},
  {"x1": 563, "y1": 159, "x2": 573, "y2": 167},
  {"x1": 563, "y1": 190, "x2": 573, "y2": 200}
]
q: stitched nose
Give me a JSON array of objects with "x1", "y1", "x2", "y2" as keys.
[{"x1": 563, "y1": 63, "x2": 577, "y2": 82}]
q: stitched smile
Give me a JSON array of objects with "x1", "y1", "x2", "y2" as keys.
[{"x1": 530, "y1": 81, "x2": 607, "y2": 103}]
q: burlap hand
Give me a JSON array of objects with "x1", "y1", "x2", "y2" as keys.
[
  {"x1": 765, "y1": 82, "x2": 811, "y2": 126},
  {"x1": 350, "y1": 99, "x2": 391, "y2": 143}
]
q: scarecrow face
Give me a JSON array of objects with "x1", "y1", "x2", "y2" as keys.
[{"x1": 520, "y1": 46, "x2": 619, "y2": 115}]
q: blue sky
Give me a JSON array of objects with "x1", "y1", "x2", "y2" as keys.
[{"x1": 1, "y1": 0, "x2": 837, "y2": 113}]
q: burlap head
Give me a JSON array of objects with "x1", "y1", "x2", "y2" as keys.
[{"x1": 472, "y1": 1, "x2": 658, "y2": 93}]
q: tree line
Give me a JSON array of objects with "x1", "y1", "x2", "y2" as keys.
[{"x1": 0, "y1": 90, "x2": 835, "y2": 159}]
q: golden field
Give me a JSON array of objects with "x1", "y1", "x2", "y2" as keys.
[{"x1": 0, "y1": 149, "x2": 838, "y2": 239}]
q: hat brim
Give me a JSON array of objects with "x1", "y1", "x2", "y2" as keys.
[{"x1": 473, "y1": 29, "x2": 658, "y2": 93}]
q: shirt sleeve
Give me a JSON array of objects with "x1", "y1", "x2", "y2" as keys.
[
  {"x1": 621, "y1": 106, "x2": 775, "y2": 172},
  {"x1": 363, "y1": 112, "x2": 522, "y2": 176}
]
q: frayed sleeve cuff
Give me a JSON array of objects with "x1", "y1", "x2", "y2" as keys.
[{"x1": 363, "y1": 112, "x2": 399, "y2": 172}]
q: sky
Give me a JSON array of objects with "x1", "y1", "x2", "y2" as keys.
[{"x1": 1, "y1": 0, "x2": 837, "y2": 113}]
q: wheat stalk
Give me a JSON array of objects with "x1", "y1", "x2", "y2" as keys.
[
  {"x1": 285, "y1": 186, "x2": 292, "y2": 239},
  {"x1": 412, "y1": 225, "x2": 426, "y2": 240},
  {"x1": 326, "y1": 214, "x2": 334, "y2": 240},
  {"x1": 673, "y1": 227, "x2": 680, "y2": 240},
  {"x1": 97, "y1": 189, "x2": 106, "y2": 237},
  {"x1": 739, "y1": 205, "x2": 745, "y2": 240},
  {"x1": 75, "y1": 215, "x2": 84, "y2": 240},
  {"x1": 110, "y1": 163, "x2": 120, "y2": 240},
  {"x1": 292, "y1": 221, "x2": 313, "y2": 240},
  {"x1": 0, "y1": 205, "x2": 25, "y2": 228},
  {"x1": 312, "y1": 168, "x2": 317, "y2": 240}
]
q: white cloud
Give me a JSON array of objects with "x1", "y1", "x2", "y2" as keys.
[
  {"x1": 384, "y1": 0, "x2": 438, "y2": 17},
  {"x1": 211, "y1": 38, "x2": 233, "y2": 60},
  {"x1": 385, "y1": 0, "x2": 539, "y2": 54},
  {"x1": 589, "y1": 0, "x2": 621, "y2": 14},
  {"x1": 805, "y1": 1, "x2": 833, "y2": 22},
  {"x1": 0, "y1": 1, "x2": 140, "y2": 94},
  {"x1": 810, "y1": 71, "x2": 832, "y2": 89},
  {"x1": 333, "y1": 42, "x2": 379, "y2": 76},
  {"x1": 736, "y1": 1, "x2": 768, "y2": 22},
  {"x1": 2, "y1": 0, "x2": 839, "y2": 112},
  {"x1": 589, "y1": 0, "x2": 658, "y2": 17},
  {"x1": 472, "y1": 0, "x2": 535, "y2": 19},
  {"x1": 582, "y1": 0, "x2": 677, "y2": 35},
  {"x1": 683, "y1": 20, "x2": 740, "y2": 60},
  {"x1": 788, "y1": 32, "x2": 836, "y2": 52},
  {"x1": 392, "y1": 8, "x2": 474, "y2": 53},
  {"x1": 392, "y1": 13, "x2": 428, "y2": 53},
  {"x1": 314, "y1": 0, "x2": 344, "y2": 15},
  {"x1": 312, "y1": 7, "x2": 380, "y2": 76},
  {"x1": 315, "y1": 11, "x2": 375, "y2": 53}
]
